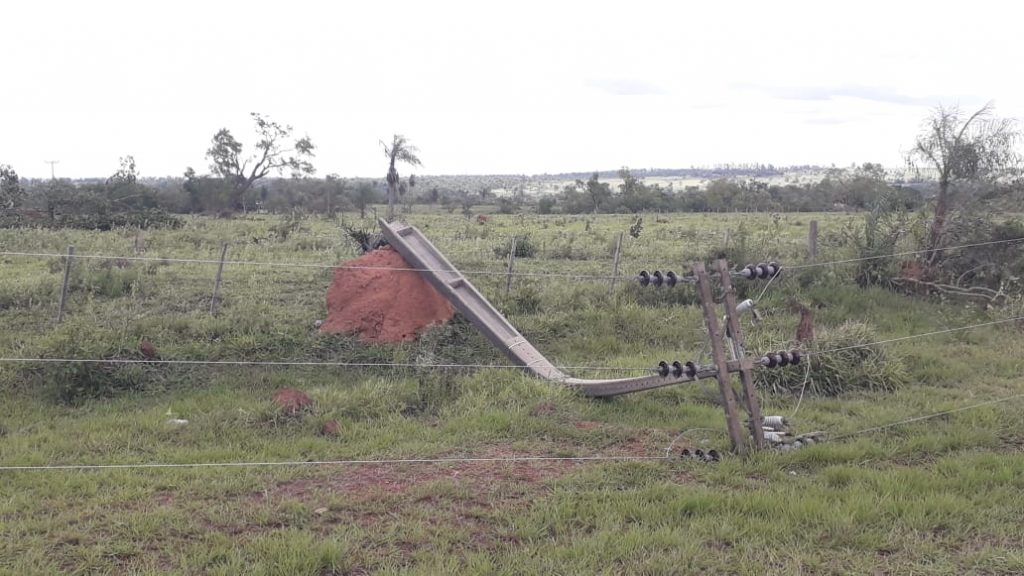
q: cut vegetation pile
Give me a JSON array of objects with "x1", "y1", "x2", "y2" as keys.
[
  {"x1": 757, "y1": 320, "x2": 908, "y2": 395},
  {"x1": 320, "y1": 247, "x2": 454, "y2": 343}
]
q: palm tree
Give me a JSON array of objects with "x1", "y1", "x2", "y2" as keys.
[{"x1": 381, "y1": 134, "x2": 422, "y2": 221}]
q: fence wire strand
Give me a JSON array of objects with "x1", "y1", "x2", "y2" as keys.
[
  {"x1": 4, "y1": 234, "x2": 1022, "y2": 285},
  {"x1": 0, "y1": 315, "x2": 1019, "y2": 371},
  {"x1": 0, "y1": 454, "x2": 669, "y2": 472},
  {"x1": 3, "y1": 230, "x2": 1024, "y2": 472}
]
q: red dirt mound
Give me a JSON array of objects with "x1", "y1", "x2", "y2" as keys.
[
  {"x1": 320, "y1": 247, "x2": 454, "y2": 343},
  {"x1": 273, "y1": 388, "x2": 312, "y2": 414}
]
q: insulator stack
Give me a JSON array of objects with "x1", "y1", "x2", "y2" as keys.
[
  {"x1": 637, "y1": 270, "x2": 684, "y2": 287},
  {"x1": 656, "y1": 360, "x2": 699, "y2": 378},
  {"x1": 759, "y1": 350, "x2": 802, "y2": 368},
  {"x1": 739, "y1": 261, "x2": 782, "y2": 280}
]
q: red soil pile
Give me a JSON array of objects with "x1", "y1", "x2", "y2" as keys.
[{"x1": 320, "y1": 247, "x2": 454, "y2": 343}]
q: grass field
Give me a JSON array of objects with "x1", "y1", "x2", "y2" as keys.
[{"x1": 1, "y1": 209, "x2": 1023, "y2": 574}]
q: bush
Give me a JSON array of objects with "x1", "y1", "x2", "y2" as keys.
[
  {"x1": 934, "y1": 214, "x2": 1024, "y2": 292},
  {"x1": 756, "y1": 321, "x2": 907, "y2": 396},
  {"x1": 493, "y1": 234, "x2": 537, "y2": 259},
  {"x1": 537, "y1": 196, "x2": 556, "y2": 214},
  {"x1": 16, "y1": 321, "x2": 165, "y2": 404},
  {"x1": 508, "y1": 285, "x2": 543, "y2": 314}
]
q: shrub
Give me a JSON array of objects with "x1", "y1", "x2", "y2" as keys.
[
  {"x1": 493, "y1": 234, "x2": 537, "y2": 259},
  {"x1": 407, "y1": 369, "x2": 463, "y2": 417},
  {"x1": 269, "y1": 210, "x2": 307, "y2": 240},
  {"x1": 509, "y1": 285, "x2": 543, "y2": 314},
  {"x1": 16, "y1": 321, "x2": 165, "y2": 404},
  {"x1": 537, "y1": 196, "x2": 556, "y2": 214},
  {"x1": 934, "y1": 214, "x2": 1024, "y2": 292},
  {"x1": 629, "y1": 216, "x2": 643, "y2": 238}
]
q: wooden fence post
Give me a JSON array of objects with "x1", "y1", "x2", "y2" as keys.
[
  {"x1": 693, "y1": 261, "x2": 747, "y2": 454},
  {"x1": 608, "y1": 231, "x2": 624, "y2": 295},
  {"x1": 808, "y1": 220, "x2": 818, "y2": 261},
  {"x1": 56, "y1": 245, "x2": 75, "y2": 324},
  {"x1": 716, "y1": 259, "x2": 766, "y2": 449},
  {"x1": 134, "y1": 231, "x2": 144, "y2": 255},
  {"x1": 210, "y1": 242, "x2": 228, "y2": 316},
  {"x1": 504, "y1": 236, "x2": 517, "y2": 298}
]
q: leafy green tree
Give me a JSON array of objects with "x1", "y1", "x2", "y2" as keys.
[
  {"x1": 182, "y1": 166, "x2": 231, "y2": 213},
  {"x1": 352, "y1": 181, "x2": 378, "y2": 219},
  {"x1": 1, "y1": 164, "x2": 23, "y2": 211},
  {"x1": 206, "y1": 113, "x2": 316, "y2": 212},
  {"x1": 907, "y1": 103, "x2": 1021, "y2": 262},
  {"x1": 619, "y1": 166, "x2": 643, "y2": 212},
  {"x1": 537, "y1": 195, "x2": 556, "y2": 214},
  {"x1": 324, "y1": 174, "x2": 346, "y2": 217},
  {"x1": 584, "y1": 172, "x2": 612, "y2": 213},
  {"x1": 381, "y1": 134, "x2": 421, "y2": 221}
]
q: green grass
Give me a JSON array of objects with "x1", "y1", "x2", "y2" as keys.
[{"x1": 1, "y1": 209, "x2": 1023, "y2": 574}]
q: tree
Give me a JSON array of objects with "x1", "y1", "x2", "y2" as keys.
[
  {"x1": 584, "y1": 172, "x2": 612, "y2": 213},
  {"x1": 907, "y1": 103, "x2": 1020, "y2": 263},
  {"x1": 324, "y1": 174, "x2": 345, "y2": 217},
  {"x1": 381, "y1": 134, "x2": 421, "y2": 221},
  {"x1": 206, "y1": 113, "x2": 316, "y2": 212},
  {"x1": 353, "y1": 181, "x2": 377, "y2": 219},
  {"x1": 1, "y1": 164, "x2": 23, "y2": 211},
  {"x1": 107, "y1": 155, "x2": 138, "y2": 186}
]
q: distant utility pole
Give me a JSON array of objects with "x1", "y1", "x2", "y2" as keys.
[{"x1": 44, "y1": 160, "x2": 60, "y2": 179}]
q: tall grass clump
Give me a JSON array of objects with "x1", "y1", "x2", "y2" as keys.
[
  {"x1": 14, "y1": 319, "x2": 165, "y2": 404},
  {"x1": 493, "y1": 234, "x2": 537, "y2": 259},
  {"x1": 756, "y1": 321, "x2": 907, "y2": 395}
]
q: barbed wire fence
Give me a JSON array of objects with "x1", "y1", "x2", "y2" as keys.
[{"x1": 1, "y1": 224, "x2": 1023, "y2": 470}]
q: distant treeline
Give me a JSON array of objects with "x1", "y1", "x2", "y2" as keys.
[
  {"x1": 11, "y1": 161, "x2": 1022, "y2": 229},
  {"x1": 2, "y1": 164, "x2": 931, "y2": 229},
  {"x1": 538, "y1": 165, "x2": 926, "y2": 215}
]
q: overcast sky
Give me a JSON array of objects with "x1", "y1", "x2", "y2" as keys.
[{"x1": 2, "y1": 0, "x2": 1021, "y2": 179}]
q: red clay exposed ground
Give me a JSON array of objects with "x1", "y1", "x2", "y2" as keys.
[{"x1": 320, "y1": 247, "x2": 455, "y2": 343}]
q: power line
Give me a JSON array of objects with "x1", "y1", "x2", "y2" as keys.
[
  {"x1": 808, "y1": 315, "x2": 1024, "y2": 357},
  {"x1": 6, "y1": 392, "x2": 1022, "y2": 471},
  {"x1": 785, "y1": 236, "x2": 1024, "y2": 271},
  {"x1": 829, "y1": 392, "x2": 1024, "y2": 442}
]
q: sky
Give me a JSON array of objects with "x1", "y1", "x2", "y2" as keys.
[{"x1": 2, "y1": 0, "x2": 1022, "y2": 179}]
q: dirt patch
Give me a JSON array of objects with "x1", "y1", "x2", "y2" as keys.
[
  {"x1": 252, "y1": 447, "x2": 582, "y2": 505},
  {"x1": 320, "y1": 247, "x2": 455, "y2": 343}
]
